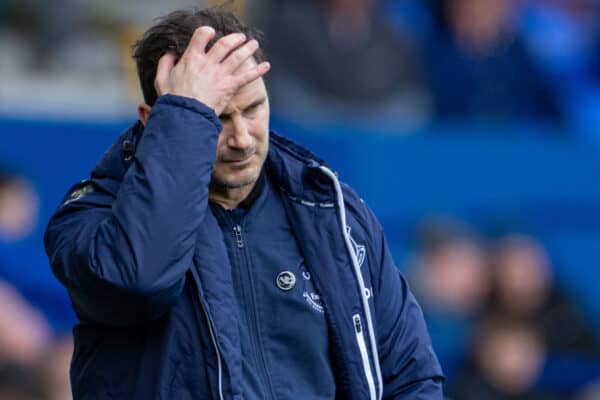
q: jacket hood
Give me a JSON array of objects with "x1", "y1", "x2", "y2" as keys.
[
  {"x1": 267, "y1": 131, "x2": 336, "y2": 205},
  {"x1": 91, "y1": 122, "x2": 337, "y2": 204},
  {"x1": 91, "y1": 121, "x2": 144, "y2": 183}
]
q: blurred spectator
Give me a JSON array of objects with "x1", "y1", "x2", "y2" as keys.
[
  {"x1": 0, "y1": 241, "x2": 55, "y2": 398},
  {"x1": 0, "y1": 280, "x2": 51, "y2": 366},
  {"x1": 38, "y1": 337, "x2": 73, "y2": 400},
  {"x1": 423, "y1": 0, "x2": 562, "y2": 125},
  {"x1": 0, "y1": 172, "x2": 39, "y2": 243},
  {"x1": 413, "y1": 217, "x2": 489, "y2": 315},
  {"x1": 452, "y1": 315, "x2": 556, "y2": 400},
  {"x1": 520, "y1": 0, "x2": 600, "y2": 139},
  {"x1": 489, "y1": 234, "x2": 600, "y2": 356},
  {"x1": 259, "y1": 0, "x2": 430, "y2": 127},
  {"x1": 0, "y1": 334, "x2": 72, "y2": 400},
  {"x1": 0, "y1": 169, "x2": 75, "y2": 334},
  {"x1": 0, "y1": 170, "x2": 71, "y2": 399},
  {"x1": 408, "y1": 217, "x2": 490, "y2": 382}
]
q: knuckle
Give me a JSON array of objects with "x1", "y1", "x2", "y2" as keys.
[
  {"x1": 235, "y1": 74, "x2": 249, "y2": 85},
  {"x1": 227, "y1": 45, "x2": 252, "y2": 63},
  {"x1": 231, "y1": 49, "x2": 246, "y2": 61},
  {"x1": 153, "y1": 78, "x2": 163, "y2": 92},
  {"x1": 213, "y1": 39, "x2": 229, "y2": 53},
  {"x1": 223, "y1": 34, "x2": 244, "y2": 48},
  {"x1": 222, "y1": 37, "x2": 237, "y2": 48},
  {"x1": 225, "y1": 76, "x2": 239, "y2": 89},
  {"x1": 241, "y1": 42, "x2": 257, "y2": 58}
]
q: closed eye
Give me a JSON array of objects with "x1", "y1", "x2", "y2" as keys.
[
  {"x1": 245, "y1": 104, "x2": 260, "y2": 113},
  {"x1": 243, "y1": 98, "x2": 266, "y2": 116}
]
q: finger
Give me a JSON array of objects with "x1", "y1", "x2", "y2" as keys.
[
  {"x1": 206, "y1": 33, "x2": 247, "y2": 64},
  {"x1": 154, "y1": 52, "x2": 176, "y2": 94},
  {"x1": 234, "y1": 61, "x2": 271, "y2": 87},
  {"x1": 181, "y1": 26, "x2": 216, "y2": 60},
  {"x1": 222, "y1": 39, "x2": 259, "y2": 73}
]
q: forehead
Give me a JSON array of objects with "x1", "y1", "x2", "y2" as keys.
[
  {"x1": 232, "y1": 77, "x2": 267, "y2": 104},
  {"x1": 225, "y1": 58, "x2": 268, "y2": 109}
]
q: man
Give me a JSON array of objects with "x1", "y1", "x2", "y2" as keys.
[{"x1": 44, "y1": 7, "x2": 444, "y2": 400}]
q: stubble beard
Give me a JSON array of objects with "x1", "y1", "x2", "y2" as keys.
[{"x1": 210, "y1": 172, "x2": 258, "y2": 190}]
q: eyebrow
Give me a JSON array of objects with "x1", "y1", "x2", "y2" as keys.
[{"x1": 220, "y1": 97, "x2": 267, "y2": 119}]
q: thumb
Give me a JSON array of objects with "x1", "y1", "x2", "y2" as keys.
[{"x1": 154, "y1": 52, "x2": 177, "y2": 95}]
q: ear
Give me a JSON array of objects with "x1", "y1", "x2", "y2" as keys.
[{"x1": 138, "y1": 103, "x2": 152, "y2": 127}]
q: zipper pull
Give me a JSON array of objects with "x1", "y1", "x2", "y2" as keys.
[
  {"x1": 353, "y1": 314, "x2": 362, "y2": 333},
  {"x1": 233, "y1": 225, "x2": 244, "y2": 248}
]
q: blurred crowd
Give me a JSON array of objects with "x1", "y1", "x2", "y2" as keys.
[
  {"x1": 1, "y1": 0, "x2": 600, "y2": 399},
  {"x1": 0, "y1": 0, "x2": 600, "y2": 136},
  {"x1": 258, "y1": 0, "x2": 600, "y2": 136},
  {"x1": 0, "y1": 170, "x2": 71, "y2": 400},
  {"x1": 406, "y1": 218, "x2": 600, "y2": 399}
]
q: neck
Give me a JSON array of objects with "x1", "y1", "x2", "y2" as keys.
[{"x1": 209, "y1": 182, "x2": 256, "y2": 210}]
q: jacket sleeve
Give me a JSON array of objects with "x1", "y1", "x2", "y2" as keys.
[
  {"x1": 371, "y1": 220, "x2": 445, "y2": 399},
  {"x1": 44, "y1": 95, "x2": 221, "y2": 325}
]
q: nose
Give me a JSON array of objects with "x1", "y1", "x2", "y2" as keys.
[{"x1": 226, "y1": 114, "x2": 254, "y2": 150}]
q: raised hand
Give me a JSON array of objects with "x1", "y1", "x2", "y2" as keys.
[{"x1": 154, "y1": 26, "x2": 270, "y2": 115}]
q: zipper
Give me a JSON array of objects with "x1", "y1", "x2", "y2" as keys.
[
  {"x1": 353, "y1": 314, "x2": 377, "y2": 400},
  {"x1": 197, "y1": 289, "x2": 224, "y2": 400},
  {"x1": 319, "y1": 165, "x2": 382, "y2": 400},
  {"x1": 231, "y1": 222, "x2": 277, "y2": 400},
  {"x1": 233, "y1": 225, "x2": 244, "y2": 248}
]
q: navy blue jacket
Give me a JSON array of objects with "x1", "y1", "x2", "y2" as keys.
[{"x1": 44, "y1": 95, "x2": 444, "y2": 399}]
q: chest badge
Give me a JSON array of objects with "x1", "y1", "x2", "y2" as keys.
[
  {"x1": 346, "y1": 226, "x2": 366, "y2": 268},
  {"x1": 276, "y1": 271, "x2": 296, "y2": 291}
]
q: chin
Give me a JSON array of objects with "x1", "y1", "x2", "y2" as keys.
[{"x1": 212, "y1": 170, "x2": 259, "y2": 190}]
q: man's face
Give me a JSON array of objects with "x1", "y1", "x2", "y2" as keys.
[{"x1": 211, "y1": 58, "x2": 269, "y2": 190}]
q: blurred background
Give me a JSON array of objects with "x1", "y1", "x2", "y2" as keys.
[{"x1": 1, "y1": 0, "x2": 600, "y2": 399}]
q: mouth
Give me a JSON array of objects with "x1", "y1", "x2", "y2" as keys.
[{"x1": 222, "y1": 154, "x2": 255, "y2": 166}]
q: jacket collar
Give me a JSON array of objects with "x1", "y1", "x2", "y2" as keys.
[{"x1": 267, "y1": 131, "x2": 336, "y2": 205}]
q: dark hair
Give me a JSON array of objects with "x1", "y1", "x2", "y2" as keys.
[{"x1": 132, "y1": 6, "x2": 266, "y2": 106}]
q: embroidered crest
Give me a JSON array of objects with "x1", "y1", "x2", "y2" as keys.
[
  {"x1": 299, "y1": 262, "x2": 324, "y2": 314},
  {"x1": 61, "y1": 182, "x2": 95, "y2": 207},
  {"x1": 346, "y1": 226, "x2": 366, "y2": 268}
]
